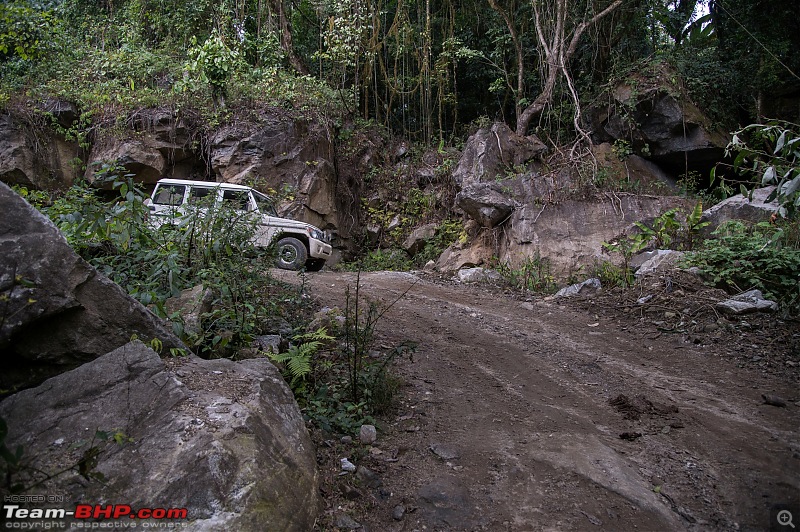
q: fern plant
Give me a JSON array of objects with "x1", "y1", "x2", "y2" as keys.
[{"x1": 269, "y1": 328, "x2": 333, "y2": 391}]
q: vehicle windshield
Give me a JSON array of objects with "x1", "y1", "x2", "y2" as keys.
[{"x1": 252, "y1": 191, "x2": 278, "y2": 216}]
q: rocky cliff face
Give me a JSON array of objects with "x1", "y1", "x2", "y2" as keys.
[
  {"x1": 0, "y1": 105, "x2": 346, "y2": 242},
  {"x1": 442, "y1": 123, "x2": 696, "y2": 277}
]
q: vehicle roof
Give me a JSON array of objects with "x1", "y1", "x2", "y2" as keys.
[{"x1": 155, "y1": 178, "x2": 254, "y2": 191}]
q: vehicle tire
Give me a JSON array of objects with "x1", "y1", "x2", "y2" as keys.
[
  {"x1": 275, "y1": 237, "x2": 308, "y2": 270},
  {"x1": 305, "y1": 258, "x2": 325, "y2": 272}
]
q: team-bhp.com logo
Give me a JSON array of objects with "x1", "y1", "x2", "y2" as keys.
[{"x1": 4, "y1": 504, "x2": 188, "y2": 528}]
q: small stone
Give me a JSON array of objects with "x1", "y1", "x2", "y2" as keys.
[
  {"x1": 359, "y1": 424, "x2": 377, "y2": 445},
  {"x1": 341, "y1": 436, "x2": 353, "y2": 444},
  {"x1": 392, "y1": 505, "x2": 406, "y2": 521},
  {"x1": 762, "y1": 394, "x2": 787, "y2": 408},
  {"x1": 664, "y1": 312, "x2": 677, "y2": 319},
  {"x1": 430, "y1": 443, "x2": 460, "y2": 460},
  {"x1": 340, "y1": 458, "x2": 356, "y2": 472},
  {"x1": 751, "y1": 356, "x2": 762, "y2": 362},
  {"x1": 334, "y1": 514, "x2": 362, "y2": 530},
  {"x1": 356, "y1": 465, "x2": 383, "y2": 489}
]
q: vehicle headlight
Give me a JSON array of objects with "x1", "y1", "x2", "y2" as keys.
[{"x1": 308, "y1": 227, "x2": 327, "y2": 243}]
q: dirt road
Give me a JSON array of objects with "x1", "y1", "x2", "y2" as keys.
[{"x1": 283, "y1": 270, "x2": 799, "y2": 531}]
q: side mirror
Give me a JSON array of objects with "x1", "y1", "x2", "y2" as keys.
[{"x1": 143, "y1": 198, "x2": 152, "y2": 206}]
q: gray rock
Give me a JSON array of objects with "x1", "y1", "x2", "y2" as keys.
[
  {"x1": 85, "y1": 136, "x2": 168, "y2": 185},
  {"x1": 209, "y1": 115, "x2": 341, "y2": 235},
  {"x1": 452, "y1": 122, "x2": 547, "y2": 186},
  {"x1": 0, "y1": 112, "x2": 80, "y2": 190},
  {"x1": 0, "y1": 182, "x2": 186, "y2": 392},
  {"x1": 335, "y1": 514, "x2": 362, "y2": 530},
  {"x1": 341, "y1": 458, "x2": 357, "y2": 472},
  {"x1": 456, "y1": 182, "x2": 515, "y2": 228},
  {"x1": 635, "y1": 250, "x2": 685, "y2": 278},
  {"x1": 416, "y1": 476, "x2": 476, "y2": 529},
  {"x1": 403, "y1": 223, "x2": 438, "y2": 256},
  {"x1": 701, "y1": 186, "x2": 780, "y2": 233},
  {"x1": 359, "y1": 424, "x2": 377, "y2": 445},
  {"x1": 424, "y1": 260, "x2": 437, "y2": 271},
  {"x1": 0, "y1": 341, "x2": 320, "y2": 531},
  {"x1": 555, "y1": 278, "x2": 602, "y2": 298},
  {"x1": 457, "y1": 267, "x2": 502, "y2": 284},
  {"x1": 355, "y1": 465, "x2": 383, "y2": 489},
  {"x1": 253, "y1": 334, "x2": 282, "y2": 354},
  {"x1": 716, "y1": 289, "x2": 778, "y2": 315},
  {"x1": 588, "y1": 83, "x2": 728, "y2": 171},
  {"x1": 165, "y1": 284, "x2": 215, "y2": 337},
  {"x1": 392, "y1": 505, "x2": 406, "y2": 520},
  {"x1": 430, "y1": 443, "x2": 461, "y2": 460}
]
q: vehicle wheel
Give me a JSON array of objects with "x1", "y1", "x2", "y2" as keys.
[
  {"x1": 275, "y1": 237, "x2": 308, "y2": 270},
  {"x1": 305, "y1": 258, "x2": 325, "y2": 272}
]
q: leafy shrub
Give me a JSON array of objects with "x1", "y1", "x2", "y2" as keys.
[
  {"x1": 717, "y1": 121, "x2": 800, "y2": 218},
  {"x1": 684, "y1": 220, "x2": 800, "y2": 312},
  {"x1": 492, "y1": 253, "x2": 557, "y2": 294}
]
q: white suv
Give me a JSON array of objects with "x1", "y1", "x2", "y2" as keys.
[{"x1": 145, "y1": 179, "x2": 332, "y2": 271}]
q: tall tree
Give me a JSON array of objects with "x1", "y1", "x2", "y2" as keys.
[{"x1": 515, "y1": 0, "x2": 622, "y2": 136}]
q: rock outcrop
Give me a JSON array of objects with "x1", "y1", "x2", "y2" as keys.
[
  {"x1": 701, "y1": 186, "x2": 780, "y2": 232},
  {"x1": 0, "y1": 182, "x2": 185, "y2": 392},
  {"x1": 210, "y1": 115, "x2": 339, "y2": 232},
  {"x1": 456, "y1": 182, "x2": 516, "y2": 228},
  {"x1": 0, "y1": 111, "x2": 81, "y2": 190},
  {"x1": 451, "y1": 122, "x2": 547, "y2": 186},
  {"x1": 588, "y1": 65, "x2": 729, "y2": 175},
  {"x1": 0, "y1": 340, "x2": 320, "y2": 530}
]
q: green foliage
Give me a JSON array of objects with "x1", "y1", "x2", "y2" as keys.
[
  {"x1": 0, "y1": 2, "x2": 58, "y2": 61},
  {"x1": 269, "y1": 275, "x2": 416, "y2": 435},
  {"x1": 684, "y1": 220, "x2": 800, "y2": 312},
  {"x1": 720, "y1": 121, "x2": 800, "y2": 218},
  {"x1": 269, "y1": 328, "x2": 335, "y2": 390},
  {"x1": 492, "y1": 253, "x2": 557, "y2": 294},
  {"x1": 591, "y1": 260, "x2": 630, "y2": 288},
  {"x1": 183, "y1": 30, "x2": 240, "y2": 104}
]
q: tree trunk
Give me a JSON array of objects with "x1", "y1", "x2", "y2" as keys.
[
  {"x1": 515, "y1": 0, "x2": 622, "y2": 136},
  {"x1": 268, "y1": 0, "x2": 309, "y2": 75}
]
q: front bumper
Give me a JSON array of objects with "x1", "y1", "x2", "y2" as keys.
[{"x1": 309, "y1": 238, "x2": 332, "y2": 260}]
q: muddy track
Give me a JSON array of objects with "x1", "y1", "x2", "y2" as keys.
[{"x1": 280, "y1": 270, "x2": 799, "y2": 531}]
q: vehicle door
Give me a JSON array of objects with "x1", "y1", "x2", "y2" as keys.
[
  {"x1": 251, "y1": 191, "x2": 281, "y2": 247},
  {"x1": 149, "y1": 183, "x2": 188, "y2": 226}
]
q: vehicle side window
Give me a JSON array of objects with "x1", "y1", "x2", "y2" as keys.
[
  {"x1": 188, "y1": 186, "x2": 215, "y2": 205},
  {"x1": 222, "y1": 190, "x2": 251, "y2": 211},
  {"x1": 252, "y1": 191, "x2": 278, "y2": 216},
  {"x1": 153, "y1": 185, "x2": 185, "y2": 206}
]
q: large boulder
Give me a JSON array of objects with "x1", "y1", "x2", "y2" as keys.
[
  {"x1": 452, "y1": 122, "x2": 547, "y2": 186},
  {"x1": 0, "y1": 340, "x2": 320, "y2": 530},
  {"x1": 701, "y1": 186, "x2": 780, "y2": 232},
  {"x1": 589, "y1": 66, "x2": 729, "y2": 175},
  {"x1": 403, "y1": 223, "x2": 438, "y2": 256},
  {"x1": 456, "y1": 182, "x2": 516, "y2": 228},
  {"x1": 0, "y1": 181, "x2": 186, "y2": 393},
  {"x1": 210, "y1": 116, "x2": 339, "y2": 232},
  {"x1": 499, "y1": 195, "x2": 694, "y2": 278}
]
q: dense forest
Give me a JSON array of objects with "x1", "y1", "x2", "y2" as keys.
[{"x1": 2, "y1": 0, "x2": 799, "y2": 146}]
